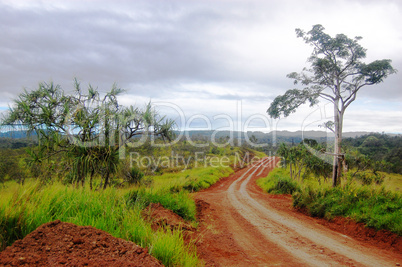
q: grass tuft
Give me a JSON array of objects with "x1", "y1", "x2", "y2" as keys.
[{"x1": 257, "y1": 168, "x2": 300, "y2": 194}]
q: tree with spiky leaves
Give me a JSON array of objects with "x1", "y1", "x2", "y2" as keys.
[
  {"x1": 267, "y1": 25, "x2": 396, "y2": 187},
  {"x1": 2, "y1": 79, "x2": 175, "y2": 189}
]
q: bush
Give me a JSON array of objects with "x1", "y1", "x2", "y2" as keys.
[
  {"x1": 124, "y1": 167, "x2": 145, "y2": 185},
  {"x1": 273, "y1": 178, "x2": 300, "y2": 194},
  {"x1": 258, "y1": 168, "x2": 300, "y2": 195},
  {"x1": 125, "y1": 189, "x2": 196, "y2": 221},
  {"x1": 353, "y1": 172, "x2": 385, "y2": 186}
]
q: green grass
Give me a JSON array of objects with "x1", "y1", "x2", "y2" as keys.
[
  {"x1": 0, "y1": 158, "x2": 237, "y2": 266},
  {"x1": 258, "y1": 167, "x2": 402, "y2": 235},
  {"x1": 0, "y1": 146, "x2": 263, "y2": 266},
  {"x1": 257, "y1": 168, "x2": 300, "y2": 194},
  {"x1": 152, "y1": 166, "x2": 234, "y2": 192},
  {"x1": 125, "y1": 188, "x2": 197, "y2": 221},
  {"x1": 0, "y1": 181, "x2": 199, "y2": 266},
  {"x1": 124, "y1": 165, "x2": 234, "y2": 221},
  {"x1": 382, "y1": 172, "x2": 402, "y2": 193}
]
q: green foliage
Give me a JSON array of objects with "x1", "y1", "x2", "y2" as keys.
[
  {"x1": 353, "y1": 172, "x2": 384, "y2": 186},
  {"x1": 1, "y1": 80, "x2": 174, "y2": 188},
  {"x1": 151, "y1": 166, "x2": 234, "y2": 194},
  {"x1": 259, "y1": 164, "x2": 401, "y2": 235},
  {"x1": 123, "y1": 166, "x2": 145, "y2": 185},
  {"x1": 0, "y1": 145, "x2": 247, "y2": 265},
  {"x1": 343, "y1": 133, "x2": 402, "y2": 174},
  {"x1": 0, "y1": 148, "x2": 28, "y2": 184},
  {"x1": 268, "y1": 24, "x2": 397, "y2": 187},
  {"x1": 292, "y1": 184, "x2": 402, "y2": 235},
  {"x1": 276, "y1": 142, "x2": 332, "y2": 182},
  {"x1": 125, "y1": 189, "x2": 196, "y2": 221},
  {"x1": 0, "y1": 136, "x2": 37, "y2": 149},
  {"x1": 268, "y1": 24, "x2": 396, "y2": 120},
  {"x1": 258, "y1": 168, "x2": 300, "y2": 194}
]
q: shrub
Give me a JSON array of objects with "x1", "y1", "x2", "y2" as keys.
[
  {"x1": 125, "y1": 189, "x2": 196, "y2": 221},
  {"x1": 124, "y1": 167, "x2": 145, "y2": 185},
  {"x1": 258, "y1": 168, "x2": 300, "y2": 195}
]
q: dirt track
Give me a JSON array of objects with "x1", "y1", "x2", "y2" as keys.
[{"x1": 194, "y1": 157, "x2": 402, "y2": 266}]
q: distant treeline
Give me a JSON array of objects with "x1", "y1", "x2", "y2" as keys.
[
  {"x1": 0, "y1": 137, "x2": 37, "y2": 149},
  {"x1": 343, "y1": 133, "x2": 402, "y2": 174},
  {"x1": 0, "y1": 131, "x2": 401, "y2": 174}
]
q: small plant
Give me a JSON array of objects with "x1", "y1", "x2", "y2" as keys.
[
  {"x1": 354, "y1": 172, "x2": 385, "y2": 186},
  {"x1": 124, "y1": 167, "x2": 144, "y2": 185},
  {"x1": 258, "y1": 168, "x2": 300, "y2": 195}
]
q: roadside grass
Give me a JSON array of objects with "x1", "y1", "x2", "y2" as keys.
[
  {"x1": 152, "y1": 166, "x2": 234, "y2": 193},
  {"x1": 0, "y1": 145, "x2": 264, "y2": 265},
  {"x1": 258, "y1": 167, "x2": 402, "y2": 235},
  {"x1": 0, "y1": 180, "x2": 199, "y2": 266},
  {"x1": 257, "y1": 168, "x2": 300, "y2": 194},
  {"x1": 124, "y1": 165, "x2": 234, "y2": 221},
  {"x1": 0, "y1": 164, "x2": 234, "y2": 265}
]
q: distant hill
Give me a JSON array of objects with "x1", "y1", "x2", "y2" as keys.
[
  {"x1": 173, "y1": 130, "x2": 394, "y2": 144},
  {"x1": 1, "y1": 129, "x2": 399, "y2": 144},
  {"x1": 0, "y1": 130, "x2": 36, "y2": 139}
]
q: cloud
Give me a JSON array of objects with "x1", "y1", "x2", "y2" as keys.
[{"x1": 0, "y1": 0, "x2": 401, "y2": 133}]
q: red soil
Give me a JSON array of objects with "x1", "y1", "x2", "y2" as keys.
[
  {"x1": 0, "y1": 220, "x2": 163, "y2": 267},
  {"x1": 142, "y1": 203, "x2": 195, "y2": 232},
  {"x1": 1, "y1": 158, "x2": 400, "y2": 266},
  {"x1": 191, "y1": 157, "x2": 402, "y2": 266},
  {"x1": 318, "y1": 216, "x2": 402, "y2": 253}
]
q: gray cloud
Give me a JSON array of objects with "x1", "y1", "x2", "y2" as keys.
[{"x1": 0, "y1": 0, "x2": 401, "y2": 132}]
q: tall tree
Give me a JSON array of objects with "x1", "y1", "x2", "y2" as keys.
[
  {"x1": 267, "y1": 25, "x2": 396, "y2": 187},
  {"x1": 2, "y1": 80, "x2": 174, "y2": 188}
]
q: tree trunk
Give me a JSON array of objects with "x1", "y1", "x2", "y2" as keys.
[
  {"x1": 332, "y1": 100, "x2": 343, "y2": 187},
  {"x1": 90, "y1": 168, "x2": 94, "y2": 190},
  {"x1": 289, "y1": 163, "x2": 293, "y2": 180},
  {"x1": 103, "y1": 168, "x2": 110, "y2": 189}
]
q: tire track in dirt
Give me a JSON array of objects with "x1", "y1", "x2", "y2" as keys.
[{"x1": 194, "y1": 157, "x2": 402, "y2": 266}]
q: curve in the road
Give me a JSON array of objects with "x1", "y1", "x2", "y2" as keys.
[{"x1": 227, "y1": 157, "x2": 396, "y2": 267}]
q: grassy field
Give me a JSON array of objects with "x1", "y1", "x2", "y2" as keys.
[
  {"x1": 383, "y1": 172, "x2": 402, "y2": 193},
  {"x1": 0, "y1": 145, "x2": 261, "y2": 266},
  {"x1": 258, "y1": 167, "x2": 402, "y2": 235},
  {"x1": 0, "y1": 180, "x2": 200, "y2": 266}
]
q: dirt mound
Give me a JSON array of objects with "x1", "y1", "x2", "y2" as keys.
[
  {"x1": 142, "y1": 203, "x2": 194, "y2": 232},
  {"x1": 0, "y1": 220, "x2": 163, "y2": 267}
]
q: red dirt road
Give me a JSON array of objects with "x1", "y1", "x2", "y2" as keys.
[{"x1": 194, "y1": 157, "x2": 402, "y2": 266}]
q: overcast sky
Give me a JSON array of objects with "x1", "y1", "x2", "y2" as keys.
[{"x1": 1, "y1": 0, "x2": 401, "y2": 134}]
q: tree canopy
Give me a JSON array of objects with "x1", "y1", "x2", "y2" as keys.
[
  {"x1": 267, "y1": 24, "x2": 397, "y2": 186},
  {"x1": 1, "y1": 80, "x2": 174, "y2": 188}
]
